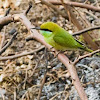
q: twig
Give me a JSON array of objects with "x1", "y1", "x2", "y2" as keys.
[
  {"x1": 0, "y1": 15, "x2": 14, "y2": 31},
  {"x1": 0, "y1": 46, "x2": 45, "y2": 61},
  {"x1": 14, "y1": 87, "x2": 16, "y2": 100},
  {"x1": 73, "y1": 25, "x2": 100, "y2": 36},
  {"x1": 24, "y1": 1, "x2": 32, "y2": 15},
  {"x1": 37, "y1": 73, "x2": 47, "y2": 100},
  {"x1": 40, "y1": 0, "x2": 68, "y2": 19},
  {"x1": 26, "y1": 58, "x2": 40, "y2": 84},
  {"x1": 73, "y1": 49, "x2": 100, "y2": 65},
  {"x1": 83, "y1": 81, "x2": 100, "y2": 87},
  {"x1": 9, "y1": 28, "x2": 17, "y2": 35},
  {"x1": 0, "y1": 26, "x2": 7, "y2": 49},
  {"x1": 50, "y1": 91, "x2": 69, "y2": 100},
  {"x1": 0, "y1": 2, "x2": 32, "y2": 31},
  {"x1": 4, "y1": 7, "x2": 11, "y2": 17},
  {"x1": 18, "y1": 13, "x2": 88, "y2": 100},
  {"x1": 37, "y1": 48, "x2": 48, "y2": 100},
  {"x1": 60, "y1": 0, "x2": 71, "y2": 21},
  {"x1": 0, "y1": 31, "x2": 17, "y2": 55},
  {"x1": 21, "y1": 84, "x2": 41, "y2": 99},
  {"x1": 25, "y1": 35, "x2": 34, "y2": 41},
  {"x1": 0, "y1": 32, "x2": 6, "y2": 49},
  {"x1": 49, "y1": 0, "x2": 100, "y2": 12}
]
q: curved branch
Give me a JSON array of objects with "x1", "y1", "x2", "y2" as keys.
[
  {"x1": 49, "y1": 0, "x2": 100, "y2": 12},
  {"x1": 0, "y1": 15, "x2": 14, "y2": 31},
  {"x1": 40, "y1": 0, "x2": 68, "y2": 19},
  {"x1": 73, "y1": 26, "x2": 100, "y2": 36},
  {"x1": 0, "y1": 31, "x2": 17, "y2": 55},
  {"x1": 18, "y1": 13, "x2": 88, "y2": 100},
  {"x1": 73, "y1": 49, "x2": 100, "y2": 65},
  {"x1": 0, "y1": 46, "x2": 44, "y2": 60}
]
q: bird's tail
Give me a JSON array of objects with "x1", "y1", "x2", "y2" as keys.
[
  {"x1": 84, "y1": 47, "x2": 93, "y2": 52},
  {"x1": 84, "y1": 47, "x2": 100, "y2": 56}
]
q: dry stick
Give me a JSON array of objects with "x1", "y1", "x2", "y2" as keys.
[
  {"x1": 49, "y1": 0, "x2": 100, "y2": 12},
  {"x1": 37, "y1": 48, "x2": 48, "y2": 100},
  {"x1": 73, "y1": 25, "x2": 100, "y2": 36},
  {"x1": 83, "y1": 81, "x2": 100, "y2": 87},
  {"x1": 0, "y1": 32, "x2": 17, "y2": 55},
  {"x1": 37, "y1": 73, "x2": 47, "y2": 100},
  {"x1": 24, "y1": 1, "x2": 32, "y2": 15},
  {"x1": 18, "y1": 14, "x2": 88, "y2": 100},
  {"x1": 60, "y1": 0, "x2": 71, "y2": 21},
  {"x1": 40, "y1": 0, "x2": 68, "y2": 19},
  {"x1": 0, "y1": 26, "x2": 8, "y2": 49},
  {"x1": 0, "y1": 1, "x2": 31, "y2": 31},
  {"x1": 73, "y1": 49, "x2": 100, "y2": 65},
  {"x1": 0, "y1": 8, "x2": 11, "y2": 49},
  {"x1": 0, "y1": 32, "x2": 6, "y2": 49},
  {"x1": 0, "y1": 46, "x2": 44, "y2": 61},
  {"x1": 0, "y1": 15, "x2": 14, "y2": 31},
  {"x1": 4, "y1": 7, "x2": 11, "y2": 17}
]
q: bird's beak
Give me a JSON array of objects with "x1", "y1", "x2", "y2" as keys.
[{"x1": 31, "y1": 27, "x2": 41, "y2": 30}]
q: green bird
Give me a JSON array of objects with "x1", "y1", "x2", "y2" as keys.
[{"x1": 33, "y1": 22, "x2": 93, "y2": 52}]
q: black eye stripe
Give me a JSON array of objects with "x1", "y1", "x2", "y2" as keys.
[{"x1": 41, "y1": 29, "x2": 52, "y2": 32}]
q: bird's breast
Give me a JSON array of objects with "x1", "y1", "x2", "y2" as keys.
[{"x1": 44, "y1": 36, "x2": 68, "y2": 51}]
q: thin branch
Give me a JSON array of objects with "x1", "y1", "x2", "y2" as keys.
[
  {"x1": 83, "y1": 81, "x2": 100, "y2": 87},
  {"x1": 37, "y1": 48, "x2": 48, "y2": 100},
  {"x1": 0, "y1": 32, "x2": 6, "y2": 49},
  {"x1": 0, "y1": 31, "x2": 17, "y2": 55},
  {"x1": 24, "y1": 1, "x2": 32, "y2": 15},
  {"x1": 4, "y1": 7, "x2": 11, "y2": 17},
  {"x1": 73, "y1": 49, "x2": 100, "y2": 65},
  {"x1": 0, "y1": 15, "x2": 14, "y2": 31},
  {"x1": 0, "y1": 46, "x2": 44, "y2": 61},
  {"x1": 37, "y1": 73, "x2": 47, "y2": 100},
  {"x1": 49, "y1": 0, "x2": 100, "y2": 12},
  {"x1": 0, "y1": 3, "x2": 32, "y2": 31},
  {"x1": 18, "y1": 13, "x2": 88, "y2": 100},
  {"x1": 73, "y1": 25, "x2": 100, "y2": 36},
  {"x1": 40, "y1": 0, "x2": 68, "y2": 19},
  {"x1": 37, "y1": 47, "x2": 48, "y2": 100},
  {"x1": 60, "y1": 0, "x2": 71, "y2": 21}
]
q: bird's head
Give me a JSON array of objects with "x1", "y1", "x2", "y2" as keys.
[
  {"x1": 32, "y1": 22, "x2": 60, "y2": 37},
  {"x1": 40, "y1": 22, "x2": 58, "y2": 32},
  {"x1": 40, "y1": 22, "x2": 60, "y2": 37}
]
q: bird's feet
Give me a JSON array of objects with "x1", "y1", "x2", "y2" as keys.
[
  {"x1": 49, "y1": 47, "x2": 56, "y2": 53},
  {"x1": 49, "y1": 47, "x2": 68, "y2": 57},
  {"x1": 55, "y1": 50, "x2": 67, "y2": 57}
]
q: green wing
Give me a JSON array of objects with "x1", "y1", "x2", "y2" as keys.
[{"x1": 53, "y1": 31, "x2": 84, "y2": 49}]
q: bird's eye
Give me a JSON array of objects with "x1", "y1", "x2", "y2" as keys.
[{"x1": 41, "y1": 29, "x2": 52, "y2": 32}]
